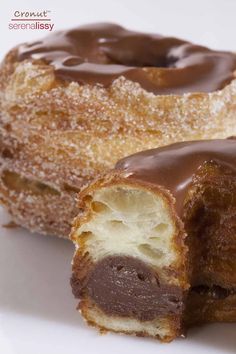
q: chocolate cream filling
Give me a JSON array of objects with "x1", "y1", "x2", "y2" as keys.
[
  {"x1": 72, "y1": 255, "x2": 184, "y2": 321},
  {"x1": 17, "y1": 23, "x2": 236, "y2": 94}
]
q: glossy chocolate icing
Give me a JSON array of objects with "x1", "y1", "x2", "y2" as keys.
[
  {"x1": 116, "y1": 139, "x2": 236, "y2": 215},
  {"x1": 79, "y1": 256, "x2": 183, "y2": 320},
  {"x1": 17, "y1": 23, "x2": 236, "y2": 94}
]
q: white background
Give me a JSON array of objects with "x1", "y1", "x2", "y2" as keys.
[{"x1": 0, "y1": 0, "x2": 236, "y2": 353}]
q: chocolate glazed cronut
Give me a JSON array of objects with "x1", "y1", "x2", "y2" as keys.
[
  {"x1": 71, "y1": 139, "x2": 236, "y2": 342},
  {"x1": 17, "y1": 23, "x2": 236, "y2": 94},
  {"x1": 1, "y1": 23, "x2": 236, "y2": 238}
]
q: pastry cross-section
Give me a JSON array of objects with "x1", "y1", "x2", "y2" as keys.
[{"x1": 71, "y1": 138, "x2": 236, "y2": 341}]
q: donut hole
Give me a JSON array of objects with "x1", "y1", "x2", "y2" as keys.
[
  {"x1": 103, "y1": 50, "x2": 173, "y2": 68},
  {"x1": 98, "y1": 35, "x2": 181, "y2": 68}
]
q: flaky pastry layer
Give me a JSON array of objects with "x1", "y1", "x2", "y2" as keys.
[{"x1": 0, "y1": 49, "x2": 236, "y2": 236}]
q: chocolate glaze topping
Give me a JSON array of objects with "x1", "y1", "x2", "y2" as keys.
[
  {"x1": 18, "y1": 23, "x2": 236, "y2": 94},
  {"x1": 80, "y1": 256, "x2": 183, "y2": 320},
  {"x1": 116, "y1": 139, "x2": 236, "y2": 215}
]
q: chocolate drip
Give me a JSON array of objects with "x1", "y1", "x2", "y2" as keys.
[
  {"x1": 17, "y1": 23, "x2": 236, "y2": 94},
  {"x1": 77, "y1": 256, "x2": 183, "y2": 321},
  {"x1": 116, "y1": 139, "x2": 236, "y2": 215}
]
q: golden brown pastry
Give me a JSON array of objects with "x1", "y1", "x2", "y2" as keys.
[
  {"x1": 1, "y1": 23, "x2": 236, "y2": 237},
  {"x1": 70, "y1": 139, "x2": 236, "y2": 341},
  {"x1": 184, "y1": 156, "x2": 236, "y2": 326}
]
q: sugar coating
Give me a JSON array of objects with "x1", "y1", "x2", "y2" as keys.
[{"x1": 0, "y1": 48, "x2": 236, "y2": 237}]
